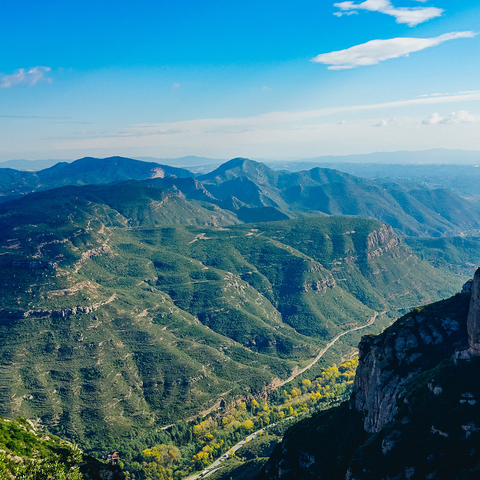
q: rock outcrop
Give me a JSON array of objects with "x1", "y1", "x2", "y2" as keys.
[
  {"x1": 467, "y1": 267, "x2": 480, "y2": 355},
  {"x1": 352, "y1": 293, "x2": 469, "y2": 433},
  {"x1": 365, "y1": 224, "x2": 401, "y2": 260},
  {"x1": 259, "y1": 281, "x2": 478, "y2": 480},
  {"x1": 0, "y1": 294, "x2": 116, "y2": 319}
]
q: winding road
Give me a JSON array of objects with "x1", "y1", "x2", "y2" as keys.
[
  {"x1": 278, "y1": 311, "x2": 380, "y2": 388},
  {"x1": 185, "y1": 311, "x2": 380, "y2": 480}
]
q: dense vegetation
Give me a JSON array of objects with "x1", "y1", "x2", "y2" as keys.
[
  {"x1": 121, "y1": 358, "x2": 358, "y2": 480},
  {"x1": 187, "y1": 157, "x2": 480, "y2": 236},
  {"x1": 0, "y1": 156, "x2": 191, "y2": 202},
  {"x1": 405, "y1": 236, "x2": 480, "y2": 277},
  {"x1": 0, "y1": 177, "x2": 463, "y2": 458},
  {"x1": 2, "y1": 156, "x2": 480, "y2": 236},
  {"x1": 0, "y1": 417, "x2": 122, "y2": 479}
]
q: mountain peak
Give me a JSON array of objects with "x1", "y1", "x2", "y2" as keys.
[{"x1": 198, "y1": 157, "x2": 278, "y2": 184}]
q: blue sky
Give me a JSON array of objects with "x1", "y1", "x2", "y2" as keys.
[{"x1": 1, "y1": 0, "x2": 480, "y2": 161}]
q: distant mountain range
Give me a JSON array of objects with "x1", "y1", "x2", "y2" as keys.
[
  {"x1": 155, "y1": 157, "x2": 480, "y2": 237},
  {"x1": 2, "y1": 155, "x2": 480, "y2": 237},
  {"x1": 0, "y1": 156, "x2": 191, "y2": 201},
  {"x1": 270, "y1": 148, "x2": 480, "y2": 166},
  {"x1": 3, "y1": 148, "x2": 480, "y2": 172}
]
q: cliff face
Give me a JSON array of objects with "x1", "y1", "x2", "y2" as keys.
[
  {"x1": 467, "y1": 268, "x2": 480, "y2": 355},
  {"x1": 260, "y1": 272, "x2": 479, "y2": 480},
  {"x1": 352, "y1": 285, "x2": 470, "y2": 433},
  {"x1": 364, "y1": 224, "x2": 401, "y2": 261},
  {"x1": 353, "y1": 268, "x2": 480, "y2": 433}
]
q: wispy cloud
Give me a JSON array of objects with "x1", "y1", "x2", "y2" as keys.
[
  {"x1": 374, "y1": 116, "x2": 409, "y2": 127},
  {"x1": 311, "y1": 31, "x2": 476, "y2": 70},
  {"x1": 418, "y1": 90, "x2": 480, "y2": 99},
  {"x1": 0, "y1": 66, "x2": 53, "y2": 88},
  {"x1": 422, "y1": 110, "x2": 480, "y2": 124},
  {"x1": 48, "y1": 90, "x2": 480, "y2": 158},
  {"x1": 172, "y1": 83, "x2": 180, "y2": 88},
  {"x1": 333, "y1": 0, "x2": 443, "y2": 26},
  {"x1": 53, "y1": 90, "x2": 480, "y2": 145}
]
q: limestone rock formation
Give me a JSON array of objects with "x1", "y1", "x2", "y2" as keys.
[
  {"x1": 467, "y1": 267, "x2": 480, "y2": 355},
  {"x1": 259, "y1": 283, "x2": 477, "y2": 480},
  {"x1": 352, "y1": 292, "x2": 469, "y2": 433}
]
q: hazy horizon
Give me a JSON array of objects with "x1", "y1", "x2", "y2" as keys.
[{"x1": 1, "y1": 1, "x2": 480, "y2": 160}]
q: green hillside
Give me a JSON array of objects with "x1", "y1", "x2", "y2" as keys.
[
  {"x1": 2, "y1": 156, "x2": 480, "y2": 237},
  {"x1": 0, "y1": 156, "x2": 191, "y2": 202},
  {"x1": 0, "y1": 416, "x2": 122, "y2": 479},
  {"x1": 405, "y1": 236, "x2": 480, "y2": 277},
  {"x1": 0, "y1": 181, "x2": 463, "y2": 455},
  {"x1": 183, "y1": 158, "x2": 480, "y2": 236}
]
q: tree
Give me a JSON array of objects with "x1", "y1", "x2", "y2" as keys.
[
  {"x1": 241, "y1": 419, "x2": 254, "y2": 433},
  {"x1": 0, "y1": 451, "x2": 84, "y2": 480},
  {"x1": 142, "y1": 444, "x2": 181, "y2": 466}
]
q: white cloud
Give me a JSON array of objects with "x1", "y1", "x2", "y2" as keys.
[
  {"x1": 333, "y1": 0, "x2": 443, "y2": 26},
  {"x1": 422, "y1": 112, "x2": 443, "y2": 124},
  {"x1": 333, "y1": 10, "x2": 358, "y2": 16},
  {"x1": 261, "y1": 86, "x2": 272, "y2": 91},
  {"x1": 311, "y1": 31, "x2": 476, "y2": 70},
  {"x1": 40, "y1": 92, "x2": 480, "y2": 159},
  {"x1": 172, "y1": 83, "x2": 180, "y2": 88},
  {"x1": 374, "y1": 116, "x2": 406, "y2": 127},
  {"x1": 0, "y1": 66, "x2": 53, "y2": 88},
  {"x1": 423, "y1": 110, "x2": 480, "y2": 124}
]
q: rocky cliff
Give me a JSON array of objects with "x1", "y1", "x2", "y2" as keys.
[
  {"x1": 352, "y1": 280, "x2": 470, "y2": 433},
  {"x1": 259, "y1": 269, "x2": 480, "y2": 480},
  {"x1": 467, "y1": 268, "x2": 480, "y2": 356}
]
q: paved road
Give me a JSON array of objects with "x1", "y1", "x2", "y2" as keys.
[
  {"x1": 185, "y1": 426, "x2": 273, "y2": 480},
  {"x1": 184, "y1": 310, "x2": 381, "y2": 480},
  {"x1": 277, "y1": 311, "x2": 379, "y2": 388}
]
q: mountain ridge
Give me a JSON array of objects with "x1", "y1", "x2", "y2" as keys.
[{"x1": 2, "y1": 155, "x2": 480, "y2": 237}]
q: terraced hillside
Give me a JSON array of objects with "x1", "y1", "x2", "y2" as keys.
[{"x1": 0, "y1": 181, "x2": 462, "y2": 453}]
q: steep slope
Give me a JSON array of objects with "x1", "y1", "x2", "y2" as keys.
[{"x1": 259, "y1": 271, "x2": 480, "y2": 480}]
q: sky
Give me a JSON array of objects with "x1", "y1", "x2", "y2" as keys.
[{"x1": 1, "y1": 0, "x2": 480, "y2": 161}]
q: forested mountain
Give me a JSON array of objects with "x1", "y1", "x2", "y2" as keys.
[
  {"x1": 0, "y1": 179, "x2": 461, "y2": 453},
  {"x1": 0, "y1": 156, "x2": 191, "y2": 202},
  {"x1": 405, "y1": 236, "x2": 480, "y2": 277},
  {"x1": 2, "y1": 156, "x2": 480, "y2": 236},
  {"x1": 193, "y1": 158, "x2": 480, "y2": 236},
  {"x1": 258, "y1": 272, "x2": 480, "y2": 480}
]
